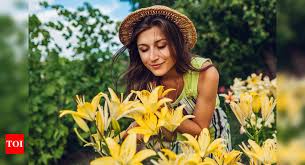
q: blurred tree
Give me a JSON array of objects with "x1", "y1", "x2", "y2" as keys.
[
  {"x1": 0, "y1": 15, "x2": 27, "y2": 165},
  {"x1": 129, "y1": 0, "x2": 176, "y2": 10},
  {"x1": 278, "y1": 0, "x2": 305, "y2": 76}
]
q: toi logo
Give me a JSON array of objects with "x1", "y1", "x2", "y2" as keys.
[{"x1": 5, "y1": 134, "x2": 24, "y2": 154}]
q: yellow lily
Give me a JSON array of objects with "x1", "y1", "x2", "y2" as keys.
[
  {"x1": 229, "y1": 92, "x2": 253, "y2": 126},
  {"x1": 153, "y1": 148, "x2": 201, "y2": 165},
  {"x1": 90, "y1": 134, "x2": 156, "y2": 165},
  {"x1": 156, "y1": 105, "x2": 195, "y2": 132},
  {"x1": 260, "y1": 95, "x2": 276, "y2": 122},
  {"x1": 239, "y1": 93, "x2": 253, "y2": 117},
  {"x1": 131, "y1": 86, "x2": 173, "y2": 114},
  {"x1": 181, "y1": 128, "x2": 226, "y2": 158},
  {"x1": 201, "y1": 157, "x2": 218, "y2": 165},
  {"x1": 128, "y1": 113, "x2": 159, "y2": 143},
  {"x1": 152, "y1": 149, "x2": 177, "y2": 165},
  {"x1": 223, "y1": 150, "x2": 243, "y2": 165},
  {"x1": 239, "y1": 139, "x2": 277, "y2": 165},
  {"x1": 59, "y1": 93, "x2": 103, "y2": 132},
  {"x1": 95, "y1": 103, "x2": 112, "y2": 137},
  {"x1": 206, "y1": 149, "x2": 243, "y2": 165},
  {"x1": 246, "y1": 73, "x2": 263, "y2": 87},
  {"x1": 60, "y1": 93, "x2": 102, "y2": 120},
  {"x1": 102, "y1": 88, "x2": 142, "y2": 120},
  {"x1": 250, "y1": 92, "x2": 262, "y2": 113}
]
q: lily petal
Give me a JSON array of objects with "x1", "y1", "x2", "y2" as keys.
[
  {"x1": 182, "y1": 134, "x2": 200, "y2": 153},
  {"x1": 108, "y1": 88, "x2": 120, "y2": 103},
  {"x1": 130, "y1": 149, "x2": 156, "y2": 163},
  {"x1": 72, "y1": 114, "x2": 90, "y2": 132},
  {"x1": 161, "y1": 149, "x2": 177, "y2": 160},
  {"x1": 91, "y1": 92, "x2": 103, "y2": 112},
  {"x1": 161, "y1": 88, "x2": 176, "y2": 98},
  {"x1": 120, "y1": 134, "x2": 137, "y2": 162},
  {"x1": 105, "y1": 137, "x2": 120, "y2": 159},
  {"x1": 90, "y1": 157, "x2": 117, "y2": 165},
  {"x1": 59, "y1": 110, "x2": 76, "y2": 117}
]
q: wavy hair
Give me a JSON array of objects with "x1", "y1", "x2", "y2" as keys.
[{"x1": 113, "y1": 15, "x2": 208, "y2": 93}]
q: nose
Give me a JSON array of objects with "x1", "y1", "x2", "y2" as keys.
[{"x1": 149, "y1": 47, "x2": 159, "y2": 61}]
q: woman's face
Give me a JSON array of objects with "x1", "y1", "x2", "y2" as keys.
[{"x1": 136, "y1": 26, "x2": 176, "y2": 77}]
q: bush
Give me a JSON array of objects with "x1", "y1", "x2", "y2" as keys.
[{"x1": 29, "y1": 3, "x2": 126, "y2": 164}]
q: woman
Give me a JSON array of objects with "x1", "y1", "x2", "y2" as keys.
[{"x1": 115, "y1": 5, "x2": 231, "y2": 150}]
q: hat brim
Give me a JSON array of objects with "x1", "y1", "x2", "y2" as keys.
[{"x1": 119, "y1": 5, "x2": 197, "y2": 49}]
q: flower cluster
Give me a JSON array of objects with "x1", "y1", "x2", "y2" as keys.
[
  {"x1": 60, "y1": 86, "x2": 226, "y2": 164},
  {"x1": 220, "y1": 73, "x2": 277, "y2": 164},
  {"x1": 59, "y1": 73, "x2": 278, "y2": 164},
  {"x1": 220, "y1": 73, "x2": 276, "y2": 142},
  {"x1": 229, "y1": 73, "x2": 276, "y2": 98},
  {"x1": 152, "y1": 128, "x2": 242, "y2": 165}
]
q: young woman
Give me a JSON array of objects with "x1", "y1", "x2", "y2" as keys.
[{"x1": 115, "y1": 5, "x2": 231, "y2": 150}]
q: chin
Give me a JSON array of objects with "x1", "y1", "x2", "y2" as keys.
[{"x1": 151, "y1": 70, "x2": 167, "y2": 77}]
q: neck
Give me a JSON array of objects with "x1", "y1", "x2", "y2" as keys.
[
  {"x1": 161, "y1": 66, "x2": 180, "y2": 82},
  {"x1": 160, "y1": 66, "x2": 182, "y2": 100}
]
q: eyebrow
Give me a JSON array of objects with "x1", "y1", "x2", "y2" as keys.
[{"x1": 137, "y1": 39, "x2": 167, "y2": 47}]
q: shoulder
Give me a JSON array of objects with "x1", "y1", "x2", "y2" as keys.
[
  {"x1": 199, "y1": 64, "x2": 219, "y2": 84},
  {"x1": 197, "y1": 62, "x2": 219, "y2": 94},
  {"x1": 190, "y1": 56, "x2": 218, "y2": 80}
]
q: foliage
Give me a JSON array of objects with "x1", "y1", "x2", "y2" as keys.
[
  {"x1": 277, "y1": 0, "x2": 305, "y2": 48},
  {"x1": 277, "y1": 0, "x2": 305, "y2": 72},
  {"x1": 0, "y1": 15, "x2": 27, "y2": 165},
  {"x1": 29, "y1": 2, "x2": 126, "y2": 164},
  {"x1": 130, "y1": 0, "x2": 276, "y2": 85}
]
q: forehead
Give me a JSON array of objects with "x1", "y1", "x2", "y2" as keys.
[{"x1": 137, "y1": 26, "x2": 166, "y2": 45}]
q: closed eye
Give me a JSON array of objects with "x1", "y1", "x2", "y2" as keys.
[
  {"x1": 139, "y1": 48, "x2": 148, "y2": 53},
  {"x1": 158, "y1": 44, "x2": 166, "y2": 49}
]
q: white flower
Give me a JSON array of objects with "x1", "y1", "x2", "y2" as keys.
[
  {"x1": 250, "y1": 113, "x2": 256, "y2": 126},
  {"x1": 230, "y1": 78, "x2": 247, "y2": 97},
  {"x1": 256, "y1": 117, "x2": 263, "y2": 129}
]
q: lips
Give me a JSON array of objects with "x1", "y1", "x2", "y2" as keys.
[{"x1": 150, "y1": 62, "x2": 164, "y2": 69}]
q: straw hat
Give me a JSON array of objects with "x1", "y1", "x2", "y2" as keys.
[{"x1": 119, "y1": 5, "x2": 197, "y2": 49}]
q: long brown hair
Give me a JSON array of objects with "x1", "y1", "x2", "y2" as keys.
[{"x1": 113, "y1": 15, "x2": 207, "y2": 93}]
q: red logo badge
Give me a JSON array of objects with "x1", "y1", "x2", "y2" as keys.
[{"x1": 5, "y1": 134, "x2": 24, "y2": 154}]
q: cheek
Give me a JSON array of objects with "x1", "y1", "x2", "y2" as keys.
[
  {"x1": 168, "y1": 57, "x2": 176, "y2": 68},
  {"x1": 139, "y1": 52, "x2": 149, "y2": 66},
  {"x1": 163, "y1": 48, "x2": 176, "y2": 65}
]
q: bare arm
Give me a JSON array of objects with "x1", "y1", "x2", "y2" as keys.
[{"x1": 176, "y1": 65, "x2": 219, "y2": 137}]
